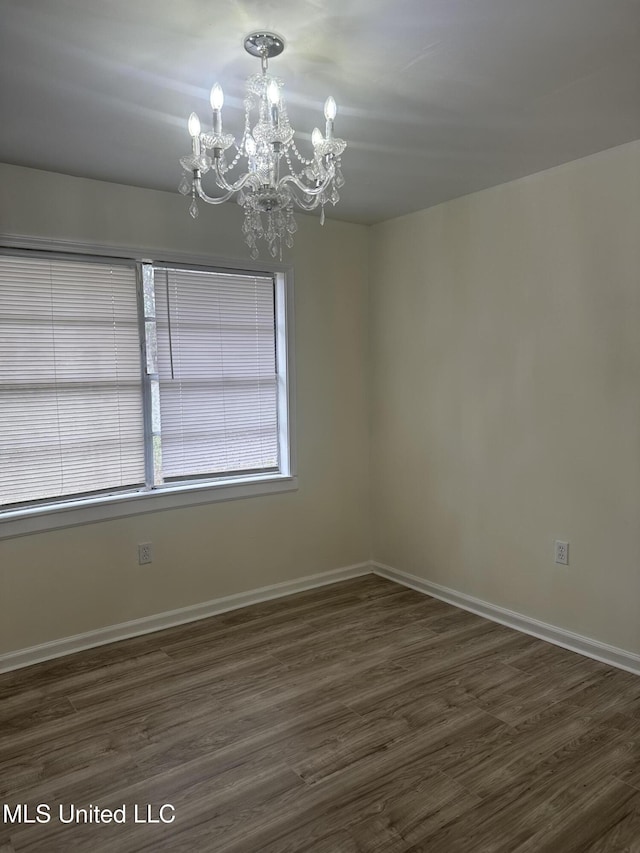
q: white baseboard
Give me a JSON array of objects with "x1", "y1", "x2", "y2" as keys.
[
  {"x1": 5, "y1": 559, "x2": 639, "y2": 678},
  {"x1": 373, "y1": 561, "x2": 640, "y2": 677},
  {"x1": 0, "y1": 562, "x2": 372, "y2": 673}
]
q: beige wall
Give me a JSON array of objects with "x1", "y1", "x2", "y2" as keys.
[
  {"x1": 0, "y1": 164, "x2": 371, "y2": 654},
  {"x1": 370, "y1": 140, "x2": 640, "y2": 654},
  {"x1": 3, "y1": 139, "x2": 640, "y2": 661}
]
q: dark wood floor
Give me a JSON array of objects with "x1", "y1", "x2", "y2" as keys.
[{"x1": 2, "y1": 575, "x2": 640, "y2": 852}]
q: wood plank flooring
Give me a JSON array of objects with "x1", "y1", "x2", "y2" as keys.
[{"x1": 2, "y1": 575, "x2": 640, "y2": 852}]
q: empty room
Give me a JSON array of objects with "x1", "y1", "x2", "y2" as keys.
[{"x1": 1, "y1": 0, "x2": 640, "y2": 850}]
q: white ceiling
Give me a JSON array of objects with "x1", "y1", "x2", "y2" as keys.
[{"x1": 1, "y1": 0, "x2": 639, "y2": 224}]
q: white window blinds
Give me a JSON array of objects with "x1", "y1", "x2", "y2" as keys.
[
  {"x1": 154, "y1": 267, "x2": 278, "y2": 479},
  {"x1": 0, "y1": 254, "x2": 145, "y2": 507}
]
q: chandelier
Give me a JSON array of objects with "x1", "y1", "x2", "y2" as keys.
[{"x1": 179, "y1": 32, "x2": 346, "y2": 259}]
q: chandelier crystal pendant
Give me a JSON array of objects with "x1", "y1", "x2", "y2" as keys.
[{"x1": 179, "y1": 32, "x2": 346, "y2": 259}]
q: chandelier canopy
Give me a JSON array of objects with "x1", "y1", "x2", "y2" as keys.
[{"x1": 179, "y1": 32, "x2": 346, "y2": 259}]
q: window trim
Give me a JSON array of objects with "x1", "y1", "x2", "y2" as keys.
[{"x1": 0, "y1": 234, "x2": 297, "y2": 540}]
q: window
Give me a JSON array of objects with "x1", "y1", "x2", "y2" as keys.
[
  {"x1": 0, "y1": 247, "x2": 295, "y2": 536},
  {"x1": 0, "y1": 253, "x2": 144, "y2": 507},
  {"x1": 151, "y1": 266, "x2": 279, "y2": 482}
]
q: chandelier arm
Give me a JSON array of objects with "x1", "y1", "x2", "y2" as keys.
[
  {"x1": 279, "y1": 162, "x2": 335, "y2": 197},
  {"x1": 291, "y1": 194, "x2": 323, "y2": 211},
  {"x1": 213, "y1": 160, "x2": 257, "y2": 194},
  {"x1": 280, "y1": 185, "x2": 329, "y2": 212},
  {"x1": 193, "y1": 172, "x2": 238, "y2": 205}
]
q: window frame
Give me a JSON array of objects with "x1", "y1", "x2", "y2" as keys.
[{"x1": 0, "y1": 236, "x2": 297, "y2": 540}]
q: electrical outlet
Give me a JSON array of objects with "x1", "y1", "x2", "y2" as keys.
[
  {"x1": 554, "y1": 540, "x2": 569, "y2": 565},
  {"x1": 138, "y1": 542, "x2": 153, "y2": 565}
]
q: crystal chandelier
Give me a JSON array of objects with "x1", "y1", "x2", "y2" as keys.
[{"x1": 178, "y1": 32, "x2": 346, "y2": 259}]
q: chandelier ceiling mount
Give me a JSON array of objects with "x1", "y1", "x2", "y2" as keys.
[
  {"x1": 179, "y1": 31, "x2": 346, "y2": 259},
  {"x1": 243, "y1": 32, "x2": 285, "y2": 61}
]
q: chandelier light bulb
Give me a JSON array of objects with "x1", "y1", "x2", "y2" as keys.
[
  {"x1": 267, "y1": 80, "x2": 280, "y2": 106},
  {"x1": 324, "y1": 96, "x2": 337, "y2": 121},
  {"x1": 188, "y1": 112, "x2": 201, "y2": 138},
  {"x1": 312, "y1": 127, "x2": 323, "y2": 147},
  {"x1": 210, "y1": 83, "x2": 224, "y2": 111}
]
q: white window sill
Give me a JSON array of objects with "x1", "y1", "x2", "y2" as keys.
[{"x1": 0, "y1": 474, "x2": 298, "y2": 540}]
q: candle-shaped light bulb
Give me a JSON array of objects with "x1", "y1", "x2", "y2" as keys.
[
  {"x1": 312, "y1": 127, "x2": 323, "y2": 148},
  {"x1": 188, "y1": 112, "x2": 201, "y2": 138},
  {"x1": 324, "y1": 96, "x2": 336, "y2": 140},
  {"x1": 188, "y1": 112, "x2": 202, "y2": 155},
  {"x1": 267, "y1": 80, "x2": 280, "y2": 106},
  {"x1": 267, "y1": 79, "x2": 280, "y2": 128},
  {"x1": 324, "y1": 96, "x2": 337, "y2": 121},
  {"x1": 210, "y1": 84, "x2": 223, "y2": 134},
  {"x1": 210, "y1": 83, "x2": 224, "y2": 111}
]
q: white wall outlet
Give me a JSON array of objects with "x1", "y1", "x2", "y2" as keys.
[
  {"x1": 554, "y1": 540, "x2": 569, "y2": 565},
  {"x1": 138, "y1": 542, "x2": 153, "y2": 565}
]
